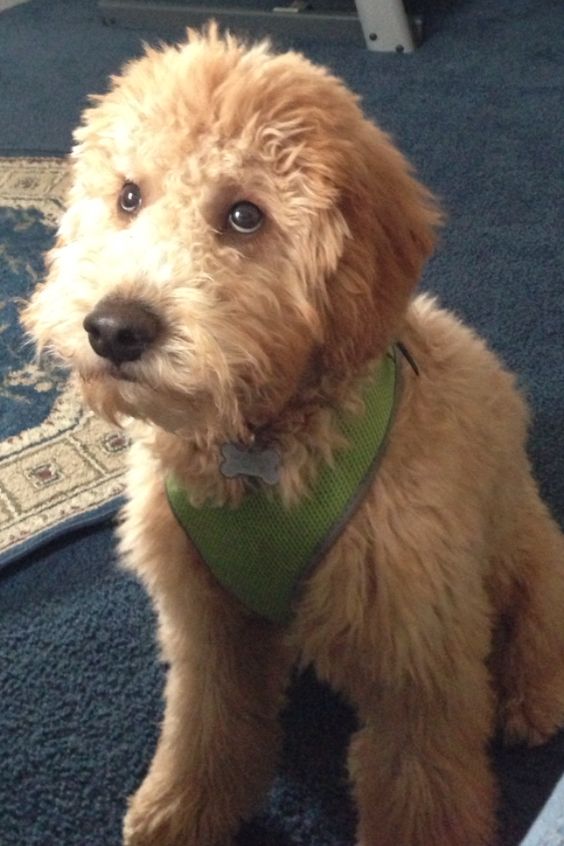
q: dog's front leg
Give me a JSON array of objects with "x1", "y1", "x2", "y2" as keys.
[
  {"x1": 120, "y1": 478, "x2": 293, "y2": 846},
  {"x1": 305, "y1": 526, "x2": 500, "y2": 845},
  {"x1": 123, "y1": 603, "x2": 292, "y2": 846},
  {"x1": 343, "y1": 636, "x2": 499, "y2": 846},
  {"x1": 348, "y1": 679, "x2": 498, "y2": 846}
]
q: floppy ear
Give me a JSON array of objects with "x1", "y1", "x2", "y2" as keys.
[{"x1": 321, "y1": 120, "x2": 442, "y2": 375}]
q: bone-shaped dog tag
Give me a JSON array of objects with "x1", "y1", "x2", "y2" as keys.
[{"x1": 220, "y1": 442, "x2": 281, "y2": 486}]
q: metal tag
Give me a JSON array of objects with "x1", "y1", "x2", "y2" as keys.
[{"x1": 220, "y1": 442, "x2": 281, "y2": 486}]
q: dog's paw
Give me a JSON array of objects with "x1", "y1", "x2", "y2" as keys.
[
  {"x1": 123, "y1": 780, "x2": 234, "y2": 846},
  {"x1": 123, "y1": 788, "x2": 184, "y2": 846}
]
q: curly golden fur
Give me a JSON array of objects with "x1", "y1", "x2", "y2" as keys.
[{"x1": 23, "y1": 26, "x2": 564, "y2": 846}]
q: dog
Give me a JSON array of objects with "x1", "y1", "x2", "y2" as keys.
[{"x1": 23, "y1": 25, "x2": 564, "y2": 846}]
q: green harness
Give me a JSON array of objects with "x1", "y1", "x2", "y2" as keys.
[{"x1": 166, "y1": 348, "x2": 400, "y2": 625}]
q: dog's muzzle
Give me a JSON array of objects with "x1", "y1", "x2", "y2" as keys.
[{"x1": 83, "y1": 296, "x2": 161, "y2": 365}]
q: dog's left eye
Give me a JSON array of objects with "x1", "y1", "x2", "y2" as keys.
[
  {"x1": 119, "y1": 182, "x2": 142, "y2": 215},
  {"x1": 227, "y1": 202, "x2": 264, "y2": 234}
]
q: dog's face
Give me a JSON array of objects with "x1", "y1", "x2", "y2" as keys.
[{"x1": 24, "y1": 27, "x2": 439, "y2": 439}]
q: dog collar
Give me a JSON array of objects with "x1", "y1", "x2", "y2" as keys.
[{"x1": 166, "y1": 347, "x2": 401, "y2": 624}]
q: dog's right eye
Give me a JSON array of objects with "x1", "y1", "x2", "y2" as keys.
[
  {"x1": 227, "y1": 201, "x2": 264, "y2": 234},
  {"x1": 119, "y1": 182, "x2": 142, "y2": 215}
]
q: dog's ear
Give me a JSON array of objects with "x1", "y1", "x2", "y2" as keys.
[{"x1": 321, "y1": 120, "x2": 442, "y2": 375}]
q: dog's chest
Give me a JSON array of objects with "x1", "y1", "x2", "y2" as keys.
[{"x1": 166, "y1": 351, "x2": 400, "y2": 624}]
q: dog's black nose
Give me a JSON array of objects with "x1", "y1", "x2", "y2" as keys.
[{"x1": 83, "y1": 298, "x2": 161, "y2": 365}]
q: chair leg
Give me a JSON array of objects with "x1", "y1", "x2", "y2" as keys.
[{"x1": 354, "y1": 0, "x2": 417, "y2": 52}]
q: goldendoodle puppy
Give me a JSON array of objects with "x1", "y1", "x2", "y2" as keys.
[{"x1": 23, "y1": 25, "x2": 564, "y2": 846}]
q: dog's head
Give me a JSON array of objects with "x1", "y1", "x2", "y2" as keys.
[{"x1": 23, "y1": 26, "x2": 440, "y2": 440}]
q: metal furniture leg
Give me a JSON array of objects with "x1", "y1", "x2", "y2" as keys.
[{"x1": 355, "y1": 0, "x2": 416, "y2": 53}]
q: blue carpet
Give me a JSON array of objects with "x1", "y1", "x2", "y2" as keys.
[
  {"x1": 0, "y1": 207, "x2": 56, "y2": 439},
  {"x1": 1, "y1": 1, "x2": 563, "y2": 844}
]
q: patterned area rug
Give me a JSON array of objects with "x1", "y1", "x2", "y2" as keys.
[{"x1": 0, "y1": 157, "x2": 127, "y2": 568}]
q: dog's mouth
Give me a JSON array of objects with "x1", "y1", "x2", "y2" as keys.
[
  {"x1": 79, "y1": 358, "x2": 140, "y2": 385},
  {"x1": 107, "y1": 363, "x2": 138, "y2": 383}
]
